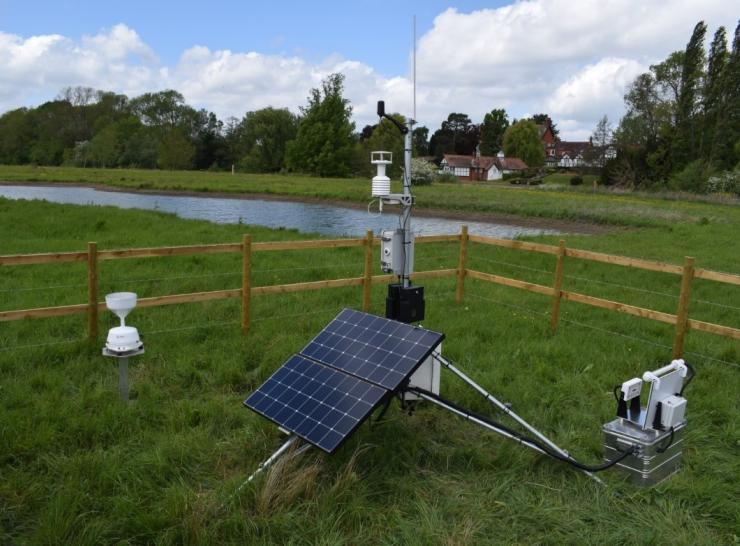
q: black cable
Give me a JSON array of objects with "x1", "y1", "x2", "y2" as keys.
[
  {"x1": 656, "y1": 427, "x2": 675, "y2": 454},
  {"x1": 408, "y1": 387, "x2": 635, "y2": 473},
  {"x1": 679, "y1": 362, "x2": 695, "y2": 396},
  {"x1": 613, "y1": 384, "x2": 621, "y2": 402}
]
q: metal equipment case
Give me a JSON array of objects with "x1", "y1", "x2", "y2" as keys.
[{"x1": 603, "y1": 418, "x2": 685, "y2": 486}]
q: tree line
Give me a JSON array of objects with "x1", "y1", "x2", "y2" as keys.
[
  {"x1": 1, "y1": 19, "x2": 736, "y2": 193},
  {"x1": 0, "y1": 72, "x2": 549, "y2": 178},
  {"x1": 609, "y1": 19, "x2": 739, "y2": 191}
]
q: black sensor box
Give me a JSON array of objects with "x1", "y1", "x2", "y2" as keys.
[{"x1": 385, "y1": 283, "x2": 425, "y2": 323}]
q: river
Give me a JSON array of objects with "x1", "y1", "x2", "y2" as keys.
[{"x1": 0, "y1": 184, "x2": 558, "y2": 238}]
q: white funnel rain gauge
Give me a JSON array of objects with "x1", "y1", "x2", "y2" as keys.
[{"x1": 102, "y1": 291, "x2": 144, "y2": 401}]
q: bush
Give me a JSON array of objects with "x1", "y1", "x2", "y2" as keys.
[
  {"x1": 706, "y1": 169, "x2": 740, "y2": 196},
  {"x1": 508, "y1": 177, "x2": 542, "y2": 186},
  {"x1": 602, "y1": 149, "x2": 649, "y2": 188},
  {"x1": 410, "y1": 158, "x2": 437, "y2": 186},
  {"x1": 668, "y1": 160, "x2": 712, "y2": 193},
  {"x1": 570, "y1": 175, "x2": 583, "y2": 186},
  {"x1": 436, "y1": 172, "x2": 458, "y2": 184}
]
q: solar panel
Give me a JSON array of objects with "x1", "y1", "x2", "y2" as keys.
[
  {"x1": 244, "y1": 354, "x2": 387, "y2": 453},
  {"x1": 300, "y1": 308, "x2": 444, "y2": 390}
]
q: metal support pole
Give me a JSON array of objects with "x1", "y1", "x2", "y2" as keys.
[
  {"x1": 119, "y1": 357, "x2": 129, "y2": 402},
  {"x1": 401, "y1": 121, "x2": 414, "y2": 288},
  {"x1": 433, "y1": 354, "x2": 603, "y2": 485},
  {"x1": 242, "y1": 435, "x2": 300, "y2": 486},
  {"x1": 411, "y1": 389, "x2": 550, "y2": 457}
]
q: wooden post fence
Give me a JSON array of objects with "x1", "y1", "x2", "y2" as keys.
[
  {"x1": 550, "y1": 239, "x2": 566, "y2": 333},
  {"x1": 87, "y1": 242, "x2": 98, "y2": 342},
  {"x1": 672, "y1": 256, "x2": 695, "y2": 358},
  {"x1": 362, "y1": 230, "x2": 373, "y2": 312},
  {"x1": 241, "y1": 234, "x2": 252, "y2": 334},
  {"x1": 455, "y1": 225, "x2": 469, "y2": 304},
  {"x1": 3, "y1": 233, "x2": 740, "y2": 351}
]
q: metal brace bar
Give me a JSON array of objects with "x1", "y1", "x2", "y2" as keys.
[{"x1": 433, "y1": 354, "x2": 603, "y2": 485}]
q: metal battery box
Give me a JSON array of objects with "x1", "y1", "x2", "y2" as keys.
[{"x1": 603, "y1": 418, "x2": 685, "y2": 486}]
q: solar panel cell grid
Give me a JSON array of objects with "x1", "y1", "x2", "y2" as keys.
[
  {"x1": 244, "y1": 355, "x2": 387, "y2": 453},
  {"x1": 300, "y1": 308, "x2": 444, "y2": 390}
]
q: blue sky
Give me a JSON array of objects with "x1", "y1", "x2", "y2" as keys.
[
  {"x1": 0, "y1": 1, "x2": 735, "y2": 139},
  {"x1": 1, "y1": 1, "x2": 504, "y2": 74}
]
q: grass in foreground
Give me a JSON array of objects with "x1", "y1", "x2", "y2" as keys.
[{"x1": 1, "y1": 197, "x2": 738, "y2": 545}]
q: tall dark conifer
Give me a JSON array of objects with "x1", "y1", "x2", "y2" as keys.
[
  {"x1": 672, "y1": 21, "x2": 707, "y2": 169},
  {"x1": 711, "y1": 20, "x2": 740, "y2": 169},
  {"x1": 703, "y1": 27, "x2": 728, "y2": 160}
]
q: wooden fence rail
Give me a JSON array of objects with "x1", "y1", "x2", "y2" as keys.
[{"x1": 2, "y1": 227, "x2": 739, "y2": 356}]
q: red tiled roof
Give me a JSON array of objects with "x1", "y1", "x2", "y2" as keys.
[
  {"x1": 555, "y1": 141, "x2": 590, "y2": 158},
  {"x1": 442, "y1": 154, "x2": 498, "y2": 170},
  {"x1": 441, "y1": 154, "x2": 473, "y2": 168},
  {"x1": 495, "y1": 157, "x2": 528, "y2": 170},
  {"x1": 443, "y1": 153, "x2": 528, "y2": 171}
]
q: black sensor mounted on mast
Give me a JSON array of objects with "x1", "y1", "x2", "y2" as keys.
[{"x1": 373, "y1": 100, "x2": 424, "y2": 324}]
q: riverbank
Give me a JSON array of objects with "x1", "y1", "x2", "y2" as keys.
[
  {"x1": 2, "y1": 165, "x2": 736, "y2": 230},
  {"x1": 0, "y1": 180, "x2": 613, "y2": 235}
]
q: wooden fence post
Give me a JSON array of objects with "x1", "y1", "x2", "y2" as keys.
[
  {"x1": 87, "y1": 242, "x2": 98, "y2": 342},
  {"x1": 550, "y1": 239, "x2": 566, "y2": 334},
  {"x1": 362, "y1": 230, "x2": 373, "y2": 311},
  {"x1": 455, "y1": 225, "x2": 469, "y2": 304},
  {"x1": 672, "y1": 256, "x2": 695, "y2": 358},
  {"x1": 242, "y1": 234, "x2": 252, "y2": 335}
]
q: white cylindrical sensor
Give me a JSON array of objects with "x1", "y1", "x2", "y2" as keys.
[{"x1": 372, "y1": 175, "x2": 391, "y2": 197}]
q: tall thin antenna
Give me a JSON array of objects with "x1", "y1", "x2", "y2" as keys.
[{"x1": 413, "y1": 14, "x2": 417, "y2": 122}]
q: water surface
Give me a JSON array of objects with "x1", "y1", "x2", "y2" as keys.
[{"x1": 0, "y1": 185, "x2": 558, "y2": 238}]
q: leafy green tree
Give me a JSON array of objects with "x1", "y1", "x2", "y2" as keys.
[
  {"x1": 585, "y1": 115, "x2": 613, "y2": 167},
  {"x1": 130, "y1": 90, "x2": 190, "y2": 130},
  {"x1": 285, "y1": 73, "x2": 356, "y2": 176},
  {"x1": 711, "y1": 20, "x2": 740, "y2": 169},
  {"x1": 614, "y1": 73, "x2": 663, "y2": 148},
  {"x1": 239, "y1": 107, "x2": 298, "y2": 172},
  {"x1": 502, "y1": 120, "x2": 544, "y2": 168},
  {"x1": 26, "y1": 100, "x2": 76, "y2": 165},
  {"x1": 479, "y1": 108, "x2": 509, "y2": 155},
  {"x1": 366, "y1": 114, "x2": 406, "y2": 179},
  {"x1": 116, "y1": 116, "x2": 157, "y2": 168},
  {"x1": 412, "y1": 126, "x2": 429, "y2": 156},
  {"x1": 0, "y1": 108, "x2": 33, "y2": 164},
  {"x1": 429, "y1": 113, "x2": 478, "y2": 160},
  {"x1": 651, "y1": 52, "x2": 685, "y2": 104},
  {"x1": 703, "y1": 26, "x2": 729, "y2": 160},
  {"x1": 190, "y1": 110, "x2": 225, "y2": 170},
  {"x1": 672, "y1": 21, "x2": 707, "y2": 168},
  {"x1": 88, "y1": 125, "x2": 121, "y2": 167},
  {"x1": 157, "y1": 130, "x2": 195, "y2": 170}
]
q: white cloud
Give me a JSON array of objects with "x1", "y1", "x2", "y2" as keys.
[
  {"x1": 0, "y1": 2, "x2": 736, "y2": 139},
  {"x1": 546, "y1": 57, "x2": 646, "y2": 125},
  {"x1": 413, "y1": 0, "x2": 733, "y2": 137}
]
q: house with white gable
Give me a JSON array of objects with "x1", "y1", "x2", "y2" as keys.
[{"x1": 440, "y1": 149, "x2": 528, "y2": 181}]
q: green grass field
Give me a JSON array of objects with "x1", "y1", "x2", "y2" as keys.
[{"x1": 1, "y1": 179, "x2": 739, "y2": 544}]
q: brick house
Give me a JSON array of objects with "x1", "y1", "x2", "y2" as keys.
[{"x1": 440, "y1": 150, "x2": 528, "y2": 181}]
